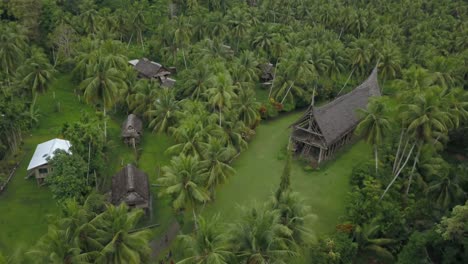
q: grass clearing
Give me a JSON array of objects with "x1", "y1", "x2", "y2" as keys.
[
  {"x1": 202, "y1": 111, "x2": 371, "y2": 235},
  {"x1": 0, "y1": 75, "x2": 175, "y2": 251}
]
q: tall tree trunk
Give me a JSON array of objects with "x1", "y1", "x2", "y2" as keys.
[
  {"x1": 337, "y1": 66, "x2": 355, "y2": 95},
  {"x1": 127, "y1": 32, "x2": 134, "y2": 49},
  {"x1": 380, "y1": 143, "x2": 415, "y2": 201},
  {"x1": 87, "y1": 141, "x2": 91, "y2": 185},
  {"x1": 192, "y1": 207, "x2": 198, "y2": 230},
  {"x1": 182, "y1": 49, "x2": 188, "y2": 70},
  {"x1": 103, "y1": 106, "x2": 107, "y2": 141},
  {"x1": 374, "y1": 144, "x2": 378, "y2": 175},
  {"x1": 405, "y1": 142, "x2": 422, "y2": 197},
  {"x1": 268, "y1": 58, "x2": 279, "y2": 98},
  {"x1": 219, "y1": 109, "x2": 222, "y2": 126},
  {"x1": 394, "y1": 137, "x2": 410, "y2": 176},
  {"x1": 280, "y1": 81, "x2": 294, "y2": 104},
  {"x1": 392, "y1": 129, "x2": 405, "y2": 175}
]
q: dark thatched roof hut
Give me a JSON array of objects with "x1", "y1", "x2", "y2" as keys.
[
  {"x1": 259, "y1": 63, "x2": 275, "y2": 82},
  {"x1": 161, "y1": 77, "x2": 176, "y2": 88},
  {"x1": 111, "y1": 164, "x2": 150, "y2": 211},
  {"x1": 122, "y1": 114, "x2": 143, "y2": 146},
  {"x1": 134, "y1": 58, "x2": 171, "y2": 79},
  {"x1": 290, "y1": 66, "x2": 380, "y2": 164}
]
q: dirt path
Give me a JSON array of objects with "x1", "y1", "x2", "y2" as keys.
[{"x1": 150, "y1": 221, "x2": 180, "y2": 261}]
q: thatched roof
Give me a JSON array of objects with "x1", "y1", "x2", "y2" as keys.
[
  {"x1": 121, "y1": 114, "x2": 143, "y2": 139},
  {"x1": 260, "y1": 63, "x2": 274, "y2": 81},
  {"x1": 134, "y1": 58, "x2": 163, "y2": 78},
  {"x1": 293, "y1": 66, "x2": 380, "y2": 146},
  {"x1": 161, "y1": 77, "x2": 176, "y2": 88},
  {"x1": 111, "y1": 164, "x2": 149, "y2": 206}
]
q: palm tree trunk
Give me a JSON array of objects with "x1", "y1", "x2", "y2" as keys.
[
  {"x1": 127, "y1": 32, "x2": 134, "y2": 49},
  {"x1": 405, "y1": 142, "x2": 422, "y2": 197},
  {"x1": 374, "y1": 144, "x2": 378, "y2": 175},
  {"x1": 192, "y1": 207, "x2": 198, "y2": 230},
  {"x1": 380, "y1": 143, "x2": 415, "y2": 201},
  {"x1": 87, "y1": 141, "x2": 91, "y2": 185},
  {"x1": 337, "y1": 66, "x2": 355, "y2": 96},
  {"x1": 392, "y1": 129, "x2": 405, "y2": 175},
  {"x1": 280, "y1": 81, "x2": 294, "y2": 104},
  {"x1": 394, "y1": 137, "x2": 410, "y2": 176},
  {"x1": 103, "y1": 106, "x2": 107, "y2": 141},
  {"x1": 219, "y1": 109, "x2": 222, "y2": 126},
  {"x1": 182, "y1": 49, "x2": 188, "y2": 70},
  {"x1": 268, "y1": 58, "x2": 279, "y2": 98}
]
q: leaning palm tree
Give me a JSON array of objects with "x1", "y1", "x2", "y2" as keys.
[
  {"x1": 91, "y1": 204, "x2": 152, "y2": 264},
  {"x1": 81, "y1": 62, "x2": 127, "y2": 140},
  {"x1": 229, "y1": 205, "x2": 296, "y2": 263},
  {"x1": 200, "y1": 137, "x2": 236, "y2": 198},
  {"x1": 158, "y1": 155, "x2": 210, "y2": 229},
  {"x1": 127, "y1": 79, "x2": 159, "y2": 115},
  {"x1": 177, "y1": 215, "x2": 232, "y2": 264},
  {"x1": 355, "y1": 98, "x2": 390, "y2": 174}
]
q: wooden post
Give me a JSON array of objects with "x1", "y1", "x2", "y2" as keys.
[{"x1": 318, "y1": 148, "x2": 323, "y2": 163}]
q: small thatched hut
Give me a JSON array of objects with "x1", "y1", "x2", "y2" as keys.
[
  {"x1": 122, "y1": 114, "x2": 143, "y2": 146},
  {"x1": 290, "y1": 66, "x2": 380, "y2": 164},
  {"x1": 111, "y1": 164, "x2": 150, "y2": 212},
  {"x1": 131, "y1": 58, "x2": 171, "y2": 79},
  {"x1": 259, "y1": 63, "x2": 275, "y2": 83}
]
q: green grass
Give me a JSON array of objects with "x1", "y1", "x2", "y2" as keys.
[
  {"x1": 202, "y1": 111, "x2": 371, "y2": 236},
  {"x1": 0, "y1": 75, "x2": 175, "y2": 252}
]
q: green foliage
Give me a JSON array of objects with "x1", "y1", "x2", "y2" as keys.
[
  {"x1": 45, "y1": 150, "x2": 89, "y2": 202},
  {"x1": 309, "y1": 232, "x2": 358, "y2": 264}
]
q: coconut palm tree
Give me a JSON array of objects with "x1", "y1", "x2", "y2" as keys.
[
  {"x1": 166, "y1": 120, "x2": 207, "y2": 158},
  {"x1": 177, "y1": 215, "x2": 232, "y2": 264},
  {"x1": 0, "y1": 22, "x2": 27, "y2": 87},
  {"x1": 206, "y1": 73, "x2": 237, "y2": 126},
  {"x1": 355, "y1": 98, "x2": 391, "y2": 174},
  {"x1": 427, "y1": 167, "x2": 466, "y2": 211},
  {"x1": 145, "y1": 88, "x2": 180, "y2": 133},
  {"x1": 127, "y1": 79, "x2": 159, "y2": 115},
  {"x1": 158, "y1": 155, "x2": 210, "y2": 229},
  {"x1": 81, "y1": 61, "x2": 127, "y2": 140},
  {"x1": 402, "y1": 89, "x2": 452, "y2": 195},
  {"x1": 200, "y1": 137, "x2": 236, "y2": 198},
  {"x1": 16, "y1": 48, "x2": 56, "y2": 97},
  {"x1": 177, "y1": 63, "x2": 212, "y2": 99},
  {"x1": 91, "y1": 204, "x2": 152, "y2": 264},
  {"x1": 229, "y1": 204, "x2": 296, "y2": 263},
  {"x1": 353, "y1": 222, "x2": 396, "y2": 262},
  {"x1": 233, "y1": 87, "x2": 260, "y2": 128}
]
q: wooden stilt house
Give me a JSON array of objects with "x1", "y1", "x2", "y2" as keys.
[{"x1": 290, "y1": 67, "x2": 381, "y2": 164}]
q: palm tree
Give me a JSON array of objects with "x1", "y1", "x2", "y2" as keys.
[
  {"x1": 229, "y1": 204, "x2": 296, "y2": 263},
  {"x1": 16, "y1": 48, "x2": 56, "y2": 97},
  {"x1": 200, "y1": 137, "x2": 236, "y2": 198},
  {"x1": 377, "y1": 44, "x2": 401, "y2": 82},
  {"x1": 427, "y1": 167, "x2": 466, "y2": 211},
  {"x1": 177, "y1": 215, "x2": 232, "y2": 264},
  {"x1": 230, "y1": 50, "x2": 260, "y2": 84},
  {"x1": 177, "y1": 63, "x2": 212, "y2": 99},
  {"x1": 145, "y1": 88, "x2": 180, "y2": 133},
  {"x1": 167, "y1": 121, "x2": 207, "y2": 158},
  {"x1": 233, "y1": 87, "x2": 260, "y2": 128},
  {"x1": 127, "y1": 79, "x2": 159, "y2": 115},
  {"x1": 355, "y1": 98, "x2": 391, "y2": 174},
  {"x1": 206, "y1": 73, "x2": 237, "y2": 126},
  {"x1": 402, "y1": 89, "x2": 452, "y2": 195},
  {"x1": 0, "y1": 23, "x2": 27, "y2": 87},
  {"x1": 158, "y1": 155, "x2": 210, "y2": 229},
  {"x1": 81, "y1": 62, "x2": 127, "y2": 140},
  {"x1": 353, "y1": 222, "x2": 396, "y2": 262},
  {"x1": 91, "y1": 204, "x2": 152, "y2": 264}
]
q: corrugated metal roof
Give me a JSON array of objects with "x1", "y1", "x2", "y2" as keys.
[{"x1": 27, "y1": 138, "x2": 72, "y2": 170}]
